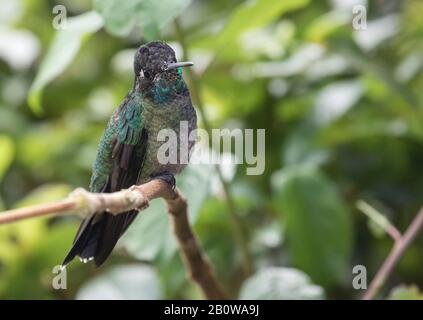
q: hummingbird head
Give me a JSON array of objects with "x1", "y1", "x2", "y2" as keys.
[{"x1": 134, "y1": 41, "x2": 193, "y2": 98}]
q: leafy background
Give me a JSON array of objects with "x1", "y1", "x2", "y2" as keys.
[{"x1": 0, "y1": 0, "x2": 423, "y2": 299}]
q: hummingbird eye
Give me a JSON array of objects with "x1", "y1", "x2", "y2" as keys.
[{"x1": 139, "y1": 69, "x2": 151, "y2": 79}]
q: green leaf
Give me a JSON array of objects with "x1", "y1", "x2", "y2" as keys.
[
  {"x1": 388, "y1": 285, "x2": 423, "y2": 300},
  {"x1": 123, "y1": 162, "x2": 212, "y2": 261},
  {"x1": 95, "y1": 0, "x2": 192, "y2": 39},
  {"x1": 272, "y1": 167, "x2": 353, "y2": 286},
  {"x1": 239, "y1": 267, "x2": 324, "y2": 300},
  {"x1": 94, "y1": 0, "x2": 140, "y2": 37},
  {"x1": 28, "y1": 11, "x2": 104, "y2": 114},
  {"x1": 0, "y1": 135, "x2": 14, "y2": 181},
  {"x1": 76, "y1": 265, "x2": 162, "y2": 299},
  {"x1": 196, "y1": 0, "x2": 309, "y2": 53},
  {"x1": 219, "y1": 0, "x2": 308, "y2": 44},
  {"x1": 305, "y1": 11, "x2": 349, "y2": 42}
]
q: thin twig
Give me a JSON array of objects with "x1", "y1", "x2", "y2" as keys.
[
  {"x1": 357, "y1": 200, "x2": 402, "y2": 241},
  {"x1": 363, "y1": 207, "x2": 423, "y2": 300},
  {"x1": 0, "y1": 200, "x2": 75, "y2": 224},
  {"x1": 0, "y1": 180, "x2": 227, "y2": 299},
  {"x1": 173, "y1": 19, "x2": 253, "y2": 276}
]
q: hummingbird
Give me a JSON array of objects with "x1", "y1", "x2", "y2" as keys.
[{"x1": 63, "y1": 41, "x2": 197, "y2": 267}]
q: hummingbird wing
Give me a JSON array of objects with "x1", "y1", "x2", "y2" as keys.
[{"x1": 63, "y1": 93, "x2": 147, "y2": 266}]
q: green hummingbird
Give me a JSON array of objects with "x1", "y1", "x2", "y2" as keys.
[{"x1": 63, "y1": 41, "x2": 196, "y2": 267}]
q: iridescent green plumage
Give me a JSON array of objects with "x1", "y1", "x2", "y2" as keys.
[{"x1": 90, "y1": 93, "x2": 144, "y2": 192}]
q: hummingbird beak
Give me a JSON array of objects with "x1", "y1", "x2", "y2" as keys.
[{"x1": 164, "y1": 61, "x2": 194, "y2": 71}]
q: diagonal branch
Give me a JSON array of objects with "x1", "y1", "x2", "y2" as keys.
[
  {"x1": 362, "y1": 206, "x2": 423, "y2": 300},
  {"x1": 0, "y1": 179, "x2": 227, "y2": 300},
  {"x1": 166, "y1": 189, "x2": 227, "y2": 299}
]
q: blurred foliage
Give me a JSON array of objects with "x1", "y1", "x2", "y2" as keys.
[
  {"x1": 76, "y1": 265, "x2": 162, "y2": 299},
  {"x1": 388, "y1": 285, "x2": 423, "y2": 300},
  {"x1": 1, "y1": 0, "x2": 423, "y2": 300},
  {"x1": 239, "y1": 267, "x2": 324, "y2": 300},
  {"x1": 272, "y1": 166, "x2": 352, "y2": 286}
]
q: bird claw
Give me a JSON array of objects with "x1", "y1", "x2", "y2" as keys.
[{"x1": 151, "y1": 172, "x2": 176, "y2": 190}]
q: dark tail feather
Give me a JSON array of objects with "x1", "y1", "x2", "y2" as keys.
[
  {"x1": 61, "y1": 220, "x2": 103, "y2": 266},
  {"x1": 62, "y1": 210, "x2": 138, "y2": 267},
  {"x1": 93, "y1": 210, "x2": 138, "y2": 266},
  {"x1": 62, "y1": 215, "x2": 98, "y2": 266}
]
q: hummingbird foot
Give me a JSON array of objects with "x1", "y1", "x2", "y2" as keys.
[{"x1": 150, "y1": 172, "x2": 176, "y2": 190}]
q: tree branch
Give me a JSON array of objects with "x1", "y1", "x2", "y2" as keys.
[
  {"x1": 166, "y1": 189, "x2": 227, "y2": 299},
  {"x1": 173, "y1": 19, "x2": 254, "y2": 276},
  {"x1": 0, "y1": 179, "x2": 227, "y2": 300},
  {"x1": 363, "y1": 206, "x2": 423, "y2": 300}
]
